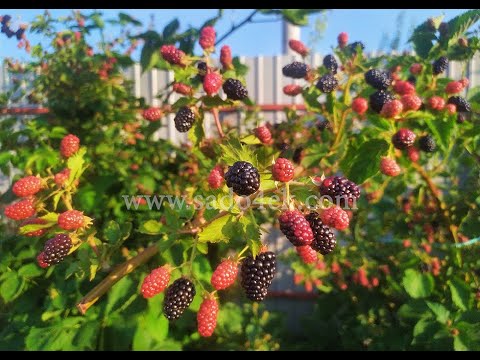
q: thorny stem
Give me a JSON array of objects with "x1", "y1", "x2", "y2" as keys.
[
  {"x1": 212, "y1": 108, "x2": 225, "y2": 138},
  {"x1": 76, "y1": 244, "x2": 159, "y2": 315}
]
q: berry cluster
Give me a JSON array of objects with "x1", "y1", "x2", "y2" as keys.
[{"x1": 4, "y1": 134, "x2": 92, "y2": 268}]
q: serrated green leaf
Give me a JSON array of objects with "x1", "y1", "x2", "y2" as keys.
[
  {"x1": 39, "y1": 212, "x2": 59, "y2": 223},
  {"x1": 446, "y1": 10, "x2": 480, "y2": 48},
  {"x1": 18, "y1": 263, "x2": 44, "y2": 278},
  {"x1": 220, "y1": 138, "x2": 258, "y2": 167},
  {"x1": 343, "y1": 139, "x2": 389, "y2": 184},
  {"x1": 171, "y1": 96, "x2": 197, "y2": 110},
  {"x1": 18, "y1": 221, "x2": 53, "y2": 235},
  {"x1": 196, "y1": 241, "x2": 208, "y2": 254},
  {"x1": 412, "y1": 318, "x2": 444, "y2": 345},
  {"x1": 103, "y1": 220, "x2": 121, "y2": 243},
  {"x1": 202, "y1": 95, "x2": 231, "y2": 108},
  {"x1": 198, "y1": 213, "x2": 236, "y2": 243},
  {"x1": 0, "y1": 272, "x2": 23, "y2": 302},
  {"x1": 403, "y1": 269, "x2": 434, "y2": 299},
  {"x1": 188, "y1": 115, "x2": 205, "y2": 147},
  {"x1": 118, "y1": 13, "x2": 142, "y2": 26},
  {"x1": 397, "y1": 300, "x2": 430, "y2": 320},
  {"x1": 241, "y1": 134, "x2": 262, "y2": 145},
  {"x1": 449, "y1": 277, "x2": 473, "y2": 311},
  {"x1": 66, "y1": 147, "x2": 87, "y2": 185},
  {"x1": 454, "y1": 322, "x2": 480, "y2": 350},
  {"x1": 424, "y1": 116, "x2": 454, "y2": 151},
  {"x1": 138, "y1": 220, "x2": 165, "y2": 235},
  {"x1": 163, "y1": 19, "x2": 179, "y2": 39},
  {"x1": 426, "y1": 301, "x2": 450, "y2": 324}
]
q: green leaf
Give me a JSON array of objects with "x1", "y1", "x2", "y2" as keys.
[
  {"x1": 412, "y1": 318, "x2": 444, "y2": 345},
  {"x1": 239, "y1": 212, "x2": 261, "y2": 258},
  {"x1": 188, "y1": 115, "x2": 205, "y2": 147},
  {"x1": 459, "y1": 210, "x2": 480, "y2": 238},
  {"x1": 454, "y1": 322, "x2": 480, "y2": 350},
  {"x1": 67, "y1": 147, "x2": 88, "y2": 185},
  {"x1": 18, "y1": 263, "x2": 44, "y2": 278},
  {"x1": 39, "y1": 212, "x2": 59, "y2": 223},
  {"x1": 171, "y1": 96, "x2": 197, "y2": 110},
  {"x1": 105, "y1": 276, "x2": 134, "y2": 315},
  {"x1": 0, "y1": 152, "x2": 11, "y2": 166},
  {"x1": 202, "y1": 95, "x2": 231, "y2": 108},
  {"x1": 397, "y1": 300, "x2": 430, "y2": 320},
  {"x1": 138, "y1": 220, "x2": 165, "y2": 235},
  {"x1": 103, "y1": 220, "x2": 121, "y2": 243},
  {"x1": 280, "y1": 9, "x2": 323, "y2": 26},
  {"x1": 343, "y1": 139, "x2": 389, "y2": 184},
  {"x1": 426, "y1": 301, "x2": 450, "y2": 324},
  {"x1": 241, "y1": 134, "x2": 262, "y2": 145},
  {"x1": 219, "y1": 138, "x2": 258, "y2": 167},
  {"x1": 198, "y1": 213, "x2": 237, "y2": 243},
  {"x1": 446, "y1": 10, "x2": 480, "y2": 48},
  {"x1": 424, "y1": 116, "x2": 455, "y2": 151},
  {"x1": 448, "y1": 277, "x2": 473, "y2": 311},
  {"x1": 402, "y1": 269, "x2": 434, "y2": 299},
  {"x1": 18, "y1": 221, "x2": 53, "y2": 235},
  {"x1": 163, "y1": 19, "x2": 179, "y2": 39},
  {"x1": 118, "y1": 13, "x2": 142, "y2": 26},
  {"x1": 0, "y1": 272, "x2": 23, "y2": 302}
]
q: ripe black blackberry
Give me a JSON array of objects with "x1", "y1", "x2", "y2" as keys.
[
  {"x1": 43, "y1": 234, "x2": 72, "y2": 265},
  {"x1": 163, "y1": 278, "x2": 196, "y2": 321},
  {"x1": 306, "y1": 212, "x2": 337, "y2": 255},
  {"x1": 447, "y1": 96, "x2": 471, "y2": 112},
  {"x1": 196, "y1": 61, "x2": 208, "y2": 81},
  {"x1": 392, "y1": 128, "x2": 416, "y2": 150},
  {"x1": 292, "y1": 146, "x2": 304, "y2": 164},
  {"x1": 224, "y1": 161, "x2": 260, "y2": 196},
  {"x1": 282, "y1": 62, "x2": 308, "y2": 79},
  {"x1": 419, "y1": 134, "x2": 437, "y2": 153},
  {"x1": 348, "y1": 41, "x2": 365, "y2": 54},
  {"x1": 240, "y1": 251, "x2": 276, "y2": 302},
  {"x1": 316, "y1": 74, "x2": 338, "y2": 93},
  {"x1": 407, "y1": 75, "x2": 417, "y2": 85},
  {"x1": 316, "y1": 118, "x2": 331, "y2": 131},
  {"x1": 323, "y1": 54, "x2": 338, "y2": 74},
  {"x1": 319, "y1": 176, "x2": 361, "y2": 205},
  {"x1": 432, "y1": 56, "x2": 448, "y2": 75},
  {"x1": 365, "y1": 69, "x2": 392, "y2": 90},
  {"x1": 222, "y1": 78, "x2": 248, "y2": 100},
  {"x1": 174, "y1": 106, "x2": 196, "y2": 132},
  {"x1": 369, "y1": 90, "x2": 395, "y2": 113}
]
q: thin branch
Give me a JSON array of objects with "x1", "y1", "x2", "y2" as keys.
[
  {"x1": 411, "y1": 162, "x2": 459, "y2": 245},
  {"x1": 76, "y1": 244, "x2": 158, "y2": 315},
  {"x1": 212, "y1": 108, "x2": 225, "y2": 138},
  {"x1": 215, "y1": 10, "x2": 259, "y2": 46}
]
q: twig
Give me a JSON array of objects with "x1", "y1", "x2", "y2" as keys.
[
  {"x1": 76, "y1": 244, "x2": 158, "y2": 315},
  {"x1": 215, "y1": 10, "x2": 259, "y2": 46},
  {"x1": 212, "y1": 108, "x2": 225, "y2": 138},
  {"x1": 412, "y1": 162, "x2": 459, "y2": 245}
]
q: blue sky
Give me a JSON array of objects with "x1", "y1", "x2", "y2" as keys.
[{"x1": 0, "y1": 9, "x2": 470, "y2": 62}]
